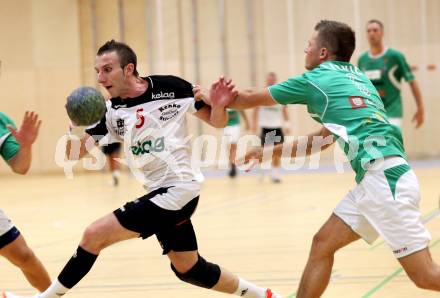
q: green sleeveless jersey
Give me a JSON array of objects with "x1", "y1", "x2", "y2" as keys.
[
  {"x1": 268, "y1": 61, "x2": 406, "y2": 183},
  {"x1": 227, "y1": 109, "x2": 240, "y2": 126},
  {"x1": 358, "y1": 48, "x2": 414, "y2": 118},
  {"x1": 0, "y1": 112, "x2": 19, "y2": 161}
]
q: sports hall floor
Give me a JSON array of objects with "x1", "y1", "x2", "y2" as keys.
[{"x1": 1, "y1": 161, "x2": 440, "y2": 298}]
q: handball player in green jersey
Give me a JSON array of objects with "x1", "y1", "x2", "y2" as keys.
[
  {"x1": 205, "y1": 20, "x2": 440, "y2": 297},
  {"x1": 358, "y1": 19, "x2": 424, "y2": 129}
]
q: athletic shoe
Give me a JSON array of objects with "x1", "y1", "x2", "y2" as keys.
[
  {"x1": 112, "y1": 175, "x2": 119, "y2": 186},
  {"x1": 271, "y1": 177, "x2": 281, "y2": 184}
]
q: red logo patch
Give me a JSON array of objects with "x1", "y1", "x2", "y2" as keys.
[{"x1": 349, "y1": 96, "x2": 366, "y2": 109}]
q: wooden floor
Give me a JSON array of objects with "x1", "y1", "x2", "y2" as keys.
[{"x1": 1, "y1": 164, "x2": 440, "y2": 298}]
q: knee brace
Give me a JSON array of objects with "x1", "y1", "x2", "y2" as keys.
[{"x1": 171, "y1": 255, "x2": 221, "y2": 289}]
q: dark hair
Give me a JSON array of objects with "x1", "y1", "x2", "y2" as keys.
[
  {"x1": 97, "y1": 40, "x2": 139, "y2": 76},
  {"x1": 314, "y1": 20, "x2": 356, "y2": 62},
  {"x1": 367, "y1": 19, "x2": 384, "y2": 31}
]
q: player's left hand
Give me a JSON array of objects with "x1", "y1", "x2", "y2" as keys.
[
  {"x1": 235, "y1": 146, "x2": 263, "y2": 172},
  {"x1": 412, "y1": 107, "x2": 424, "y2": 128},
  {"x1": 209, "y1": 75, "x2": 237, "y2": 108},
  {"x1": 7, "y1": 111, "x2": 42, "y2": 148}
]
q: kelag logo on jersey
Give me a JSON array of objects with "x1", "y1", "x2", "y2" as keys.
[
  {"x1": 152, "y1": 91, "x2": 175, "y2": 100},
  {"x1": 159, "y1": 103, "x2": 181, "y2": 121},
  {"x1": 349, "y1": 96, "x2": 367, "y2": 109},
  {"x1": 130, "y1": 136, "x2": 165, "y2": 156}
]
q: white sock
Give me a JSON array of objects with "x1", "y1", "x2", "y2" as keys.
[
  {"x1": 233, "y1": 277, "x2": 267, "y2": 298},
  {"x1": 112, "y1": 170, "x2": 120, "y2": 178},
  {"x1": 271, "y1": 167, "x2": 280, "y2": 178},
  {"x1": 260, "y1": 168, "x2": 270, "y2": 177},
  {"x1": 37, "y1": 279, "x2": 69, "y2": 298}
]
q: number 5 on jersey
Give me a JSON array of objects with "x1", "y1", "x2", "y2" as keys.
[{"x1": 136, "y1": 108, "x2": 145, "y2": 128}]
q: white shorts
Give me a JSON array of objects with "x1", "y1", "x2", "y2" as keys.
[
  {"x1": 223, "y1": 124, "x2": 241, "y2": 144},
  {"x1": 389, "y1": 118, "x2": 402, "y2": 127},
  {"x1": 334, "y1": 156, "x2": 431, "y2": 258},
  {"x1": 0, "y1": 209, "x2": 14, "y2": 236}
]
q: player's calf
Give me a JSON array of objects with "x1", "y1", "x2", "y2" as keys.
[{"x1": 170, "y1": 254, "x2": 282, "y2": 298}]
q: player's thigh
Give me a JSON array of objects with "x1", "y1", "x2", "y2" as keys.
[
  {"x1": 313, "y1": 213, "x2": 361, "y2": 253},
  {"x1": 0, "y1": 234, "x2": 33, "y2": 265},
  {"x1": 359, "y1": 161, "x2": 430, "y2": 258},
  {"x1": 398, "y1": 248, "x2": 439, "y2": 283},
  {"x1": 333, "y1": 186, "x2": 378, "y2": 245},
  {"x1": 114, "y1": 186, "x2": 199, "y2": 253},
  {"x1": 82, "y1": 212, "x2": 139, "y2": 247}
]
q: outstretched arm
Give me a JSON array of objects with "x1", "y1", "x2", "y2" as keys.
[
  {"x1": 7, "y1": 111, "x2": 41, "y2": 174},
  {"x1": 193, "y1": 78, "x2": 236, "y2": 128},
  {"x1": 237, "y1": 126, "x2": 334, "y2": 171},
  {"x1": 409, "y1": 80, "x2": 424, "y2": 128},
  {"x1": 205, "y1": 76, "x2": 277, "y2": 110},
  {"x1": 227, "y1": 89, "x2": 277, "y2": 110}
]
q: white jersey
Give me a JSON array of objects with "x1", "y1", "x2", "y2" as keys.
[
  {"x1": 258, "y1": 105, "x2": 283, "y2": 128},
  {"x1": 86, "y1": 76, "x2": 205, "y2": 209}
]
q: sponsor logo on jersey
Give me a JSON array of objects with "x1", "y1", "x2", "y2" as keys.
[
  {"x1": 152, "y1": 91, "x2": 175, "y2": 100},
  {"x1": 364, "y1": 69, "x2": 382, "y2": 80},
  {"x1": 159, "y1": 103, "x2": 181, "y2": 121},
  {"x1": 130, "y1": 136, "x2": 165, "y2": 156},
  {"x1": 348, "y1": 96, "x2": 367, "y2": 109},
  {"x1": 116, "y1": 118, "x2": 126, "y2": 136}
]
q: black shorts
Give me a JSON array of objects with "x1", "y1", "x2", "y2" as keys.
[
  {"x1": 261, "y1": 127, "x2": 284, "y2": 145},
  {"x1": 101, "y1": 143, "x2": 121, "y2": 155},
  {"x1": 113, "y1": 187, "x2": 199, "y2": 254}
]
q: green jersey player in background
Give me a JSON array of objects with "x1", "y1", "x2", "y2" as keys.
[
  {"x1": 358, "y1": 19, "x2": 424, "y2": 129},
  {"x1": 204, "y1": 20, "x2": 440, "y2": 297}
]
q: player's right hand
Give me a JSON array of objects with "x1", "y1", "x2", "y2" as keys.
[{"x1": 412, "y1": 107, "x2": 424, "y2": 128}]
